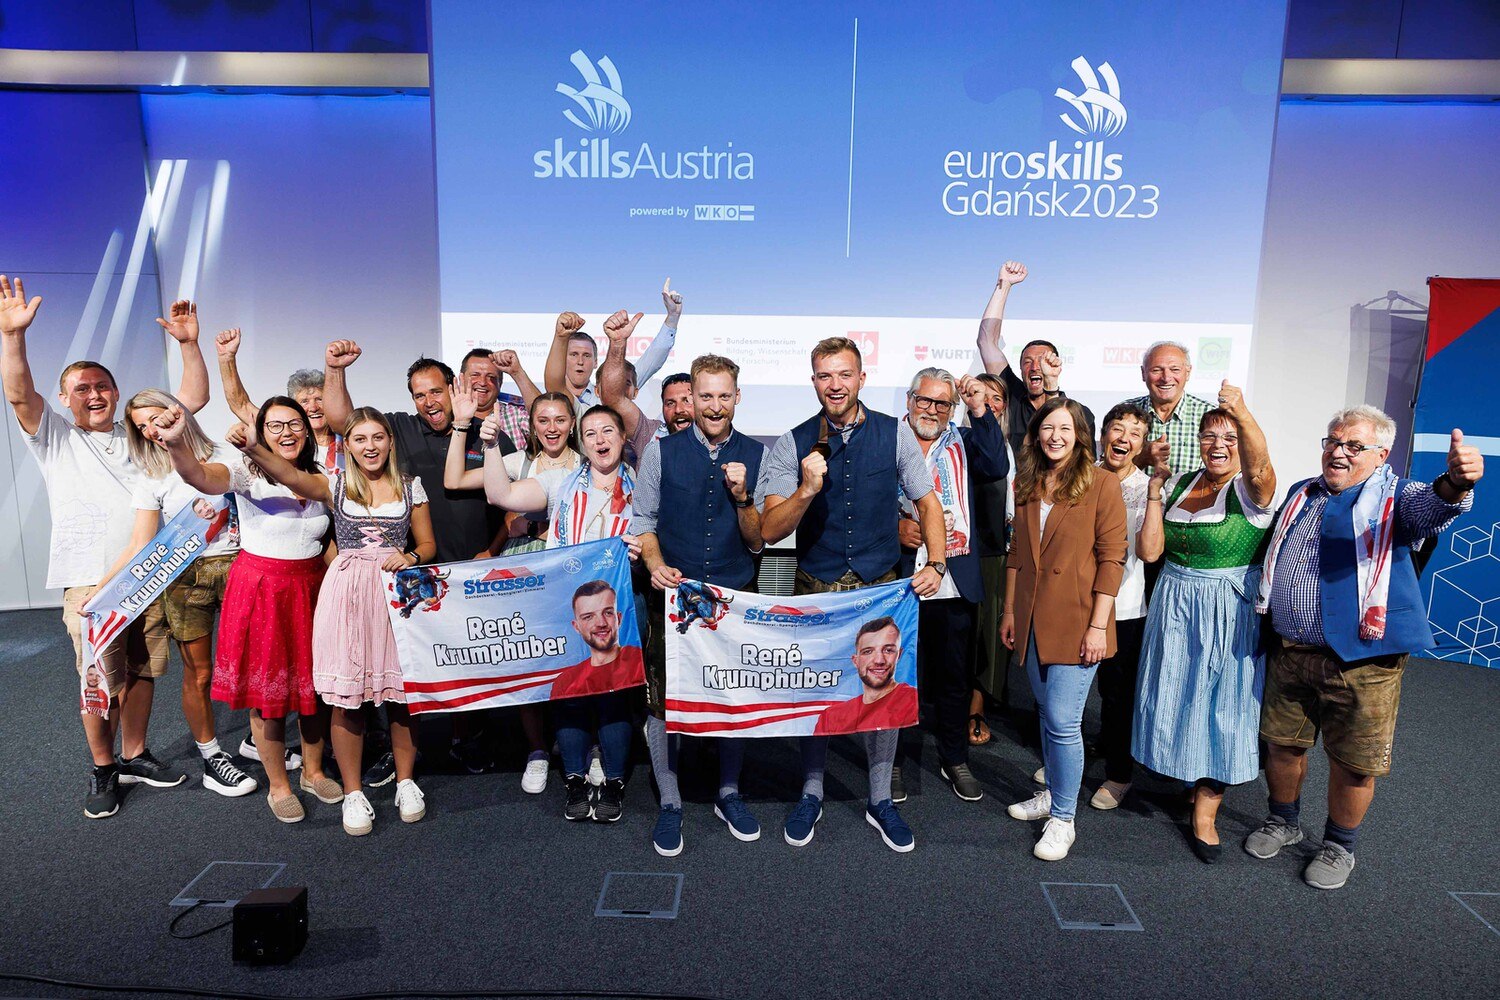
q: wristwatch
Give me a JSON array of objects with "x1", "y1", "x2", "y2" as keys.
[
  {"x1": 929, "y1": 561, "x2": 947, "y2": 578},
  {"x1": 732, "y1": 493, "x2": 754, "y2": 509}
]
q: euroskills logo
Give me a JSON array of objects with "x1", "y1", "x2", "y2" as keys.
[
  {"x1": 556, "y1": 50, "x2": 631, "y2": 135},
  {"x1": 1055, "y1": 57, "x2": 1126, "y2": 139}
]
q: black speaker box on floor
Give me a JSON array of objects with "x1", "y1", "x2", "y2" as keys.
[{"x1": 232, "y1": 886, "x2": 307, "y2": 965}]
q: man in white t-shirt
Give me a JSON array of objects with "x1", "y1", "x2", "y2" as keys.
[{"x1": 0, "y1": 275, "x2": 211, "y2": 820}]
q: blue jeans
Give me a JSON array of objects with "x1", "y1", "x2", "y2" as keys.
[
  {"x1": 1025, "y1": 634, "x2": 1099, "y2": 822},
  {"x1": 554, "y1": 690, "x2": 632, "y2": 781}
]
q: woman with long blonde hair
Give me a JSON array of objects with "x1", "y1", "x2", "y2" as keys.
[
  {"x1": 227, "y1": 405, "x2": 436, "y2": 836},
  {"x1": 1000, "y1": 397, "x2": 1127, "y2": 862}
]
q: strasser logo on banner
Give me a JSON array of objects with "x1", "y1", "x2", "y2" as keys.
[
  {"x1": 534, "y1": 49, "x2": 756, "y2": 182},
  {"x1": 665, "y1": 578, "x2": 920, "y2": 738},
  {"x1": 942, "y1": 55, "x2": 1160, "y2": 220}
]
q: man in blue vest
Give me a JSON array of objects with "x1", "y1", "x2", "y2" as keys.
[
  {"x1": 895, "y1": 369, "x2": 1010, "y2": 804},
  {"x1": 633, "y1": 354, "x2": 768, "y2": 857},
  {"x1": 1249, "y1": 405, "x2": 1481, "y2": 890},
  {"x1": 761, "y1": 337, "x2": 948, "y2": 853}
]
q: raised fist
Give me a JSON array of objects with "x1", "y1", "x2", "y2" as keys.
[
  {"x1": 957, "y1": 374, "x2": 987, "y2": 418},
  {"x1": 555, "y1": 311, "x2": 585, "y2": 339},
  {"x1": 493, "y1": 349, "x2": 522, "y2": 375},
  {"x1": 797, "y1": 450, "x2": 828, "y2": 497},
  {"x1": 326, "y1": 340, "x2": 362, "y2": 369},
  {"x1": 224, "y1": 420, "x2": 252, "y2": 451},
  {"x1": 998, "y1": 260, "x2": 1028, "y2": 287},
  {"x1": 215, "y1": 328, "x2": 241, "y2": 359},
  {"x1": 153, "y1": 405, "x2": 189, "y2": 444},
  {"x1": 722, "y1": 461, "x2": 749, "y2": 501}
]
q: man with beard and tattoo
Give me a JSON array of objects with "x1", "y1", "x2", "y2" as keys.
[
  {"x1": 893, "y1": 368, "x2": 1009, "y2": 806},
  {"x1": 632, "y1": 353, "x2": 767, "y2": 857},
  {"x1": 760, "y1": 336, "x2": 947, "y2": 853}
]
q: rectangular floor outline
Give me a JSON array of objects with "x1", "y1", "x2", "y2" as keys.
[
  {"x1": 595, "y1": 872, "x2": 684, "y2": 920},
  {"x1": 170, "y1": 861, "x2": 286, "y2": 908},
  {"x1": 1040, "y1": 882, "x2": 1144, "y2": 932},
  {"x1": 1449, "y1": 891, "x2": 1500, "y2": 938}
]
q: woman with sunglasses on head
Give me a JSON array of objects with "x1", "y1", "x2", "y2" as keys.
[
  {"x1": 446, "y1": 384, "x2": 581, "y2": 794},
  {"x1": 237, "y1": 406, "x2": 436, "y2": 837},
  {"x1": 1133, "y1": 381, "x2": 1277, "y2": 863},
  {"x1": 482, "y1": 403, "x2": 641, "y2": 824},
  {"x1": 157, "y1": 397, "x2": 341, "y2": 824}
]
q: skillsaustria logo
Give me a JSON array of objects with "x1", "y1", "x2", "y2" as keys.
[
  {"x1": 942, "y1": 55, "x2": 1158, "y2": 220},
  {"x1": 535, "y1": 50, "x2": 755, "y2": 182}
]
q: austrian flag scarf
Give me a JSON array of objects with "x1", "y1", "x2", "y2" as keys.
[
  {"x1": 905, "y1": 422, "x2": 971, "y2": 559},
  {"x1": 1257, "y1": 464, "x2": 1401, "y2": 640},
  {"x1": 553, "y1": 462, "x2": 635, "y2": 547}
]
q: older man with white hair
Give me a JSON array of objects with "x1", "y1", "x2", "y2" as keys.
[
  {"x1": 1248, "y1": 404, "x2": 1481, "y2": 890},
  {"x1": 1126, "y1": 341, "x2": 1214, "y2": 475}
]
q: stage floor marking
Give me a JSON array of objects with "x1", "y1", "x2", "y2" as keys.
[
  {"x1": 170, "y1": 861, "x2": 286, "y2": 908},
  {"x1": 595, "y1": 872, "x2": 684, "y2": 920},
  {"x1": 1040, "y1": 882, "x2": 1144, "y2": 932},
  {"x1": 1449, "y1": 892, "x2": 1500, "y2": 938}
]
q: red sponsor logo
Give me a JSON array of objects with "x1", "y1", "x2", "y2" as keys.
[
  {"x1": 847, "y1": 331, "x2": 879, "y2": 366},
  {"x1": 480, "y1": 567, "x2": 537, "y2": 582},
  {"x1": 914, "y1": 344, "x2": 929, "y2": 362},
  {"x1": 628, "y1": 335, "x2": 669, "y2": 358}
]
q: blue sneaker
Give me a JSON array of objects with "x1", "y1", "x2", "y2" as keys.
[
  {"x1": 714, "y1": 793, "x2": 761, "y2": 842},
  {"x1": 783, "y1": 794, "x2": 823, "y2": 847},
  {"x1": 865, "y1": 799, "x2": 915, "y2": 853},
  {"x1": 652, "y1": 805, "x2": 684, "y2": 857}
]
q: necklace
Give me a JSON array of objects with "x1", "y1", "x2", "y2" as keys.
[{"x1": 1200, "y1": 472, "x2": 1234, "y2": 493}]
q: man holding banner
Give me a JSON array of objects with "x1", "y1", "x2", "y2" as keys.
[
  {"x1": 634, "y1": 353, "x2": 767, "y2": 857},
  {"x1": 1, "y1": 276, "x2": 210, "y2": 819},
  {"x1": 760, "y1": 336, "x2": 947, "y2": 852}
]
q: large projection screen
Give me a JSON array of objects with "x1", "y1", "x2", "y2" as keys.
[{"x1": 431, "y1": 1, "x2": 1288, "y2": 435}]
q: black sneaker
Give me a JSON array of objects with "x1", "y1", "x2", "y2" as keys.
[
  {"x1": 116, "y1": 749, "x2": 187, "y2": 788},
  {"x1": 940, "y1": 762, "x2": 984, "y2": 802},
  {"x1": 203, "y1": 752, "x2": 258, "y2": 797},
  {"x1": 449, "y1": 735, "x2": 495, "y2": 775},
  {"x1": 564, "y1": 774, "x2": 593, "y2": 821},
  {"x1": 85, "y1": 767, "x2": 120, "y2": 819},
  {"x1": 891, "y1": 765, "x2": 907, "y2": 804},
  {"x1": 363, "y1": 751, "x2": 397, "y2": 788},
  {"x1": 593, "y1": 777, "x2": 625, "y2": 823}
]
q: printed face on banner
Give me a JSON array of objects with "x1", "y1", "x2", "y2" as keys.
[
  {"x1": 665, "y1": 579, "x2": 920, "y2": 738},
  {"x1": 387, "y1": 538, "x2": 644, "y2": 713}
]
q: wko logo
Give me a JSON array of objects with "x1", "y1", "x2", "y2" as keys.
[
  {"x1": 535, "y1": 50, "x2": 755, "y2": 182},
  {"x1": 744, "y1": 604, "x2": 833, "y2": 627},
  {"x1": 463, "y1": 567, "x2": 547, "y2": 598}
]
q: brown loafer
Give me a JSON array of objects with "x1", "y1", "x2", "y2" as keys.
[
  {"x1": 299, "y1": 774, "x2": 345, "y2": 804},
  {"x1": 267, "y1": 791, "x2": 305, "y2": 824}
]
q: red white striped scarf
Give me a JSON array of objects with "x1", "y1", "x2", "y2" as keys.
[{"x1": 552, "y1": 462, "x2": 635, "y2": 547}]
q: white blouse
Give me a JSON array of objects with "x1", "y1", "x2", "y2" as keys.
[{"x1": 227, "y1": 457, "x2": 330, "y2": 560}]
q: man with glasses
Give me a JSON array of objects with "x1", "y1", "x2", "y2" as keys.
[
  {"x1": 1249, "y1": 405, "x2": 1482, "y2": 890},
  {"x1": 1125, "y1": 341, "x2": 1212, "y2": 475},
  {"x1": 894, "y1": 369, "x2": 1009, "y2": 804},
  {"x1": 760, "y1": 337, "x2": 947, "y2": 852}
]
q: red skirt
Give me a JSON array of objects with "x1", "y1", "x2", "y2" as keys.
[{"x1": 213, "y1": 551, "x2": 325, "y2": 719}]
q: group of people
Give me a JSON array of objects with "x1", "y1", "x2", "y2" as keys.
[{"x1": 0, "y1": 260, "x2": 1482, "y2": 890}]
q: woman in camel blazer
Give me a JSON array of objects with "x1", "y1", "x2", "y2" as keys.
[{"x1": 999, "y1": 397, "x2": 1127, "y2": 862}]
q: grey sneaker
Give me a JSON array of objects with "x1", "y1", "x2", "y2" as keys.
[
  {"x1": 1243, "y1": 815, "x2": 1305, "y2": 859},
  {"x1": 940, "y1": 762, "x2": 983, "y2": 801},
  {"x1": 1303, "y1": 842, "x2": 1355, "y2": 890}
]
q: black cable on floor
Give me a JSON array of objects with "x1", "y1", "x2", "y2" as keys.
[
  {"x1": 167, "y1": 900, "x2": 234, "y2": 940},
  {"x1": 0, "y1": 971, "x2": 729, "y2": 1000}
]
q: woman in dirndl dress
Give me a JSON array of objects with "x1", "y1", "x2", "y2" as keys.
[{"x1": 1133, "y1": 384, "x2": 1276, "y2": 863}]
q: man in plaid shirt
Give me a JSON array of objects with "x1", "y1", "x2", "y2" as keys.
[
  {"x1": 1128, "y1": 341, "x2": 1213, "y2": 475},
  {"x1": 460, "y1": 347, "x2": 541, "y2": 451}
]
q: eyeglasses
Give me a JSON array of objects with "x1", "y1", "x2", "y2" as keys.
[
  {"x1": 909, "y1": 393, "x2": 954, "y2": 413},
  {"x1": 264, "y1": 419, "x2": 306, "y2": 434},
  {"x1": 1198, "y1": 433, "x2": 1238, "y2": 445},
  {"x1": 1321, "y1": 437, "x2": 1377, "y2": 456}
]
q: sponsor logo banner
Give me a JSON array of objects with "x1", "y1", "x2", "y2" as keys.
[
  {"x1": 665, "y1": 579, "x2": 919, "y2": 737},
  {"x1": 388, "y1": 538, "x2": 643, "y2": 714}
]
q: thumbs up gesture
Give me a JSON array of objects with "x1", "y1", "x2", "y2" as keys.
[
  {"x1": 1448, "y1": 429, "x2": 1484, "y2": 490},
  {"x1": 1216, "y1": 380, "x2": 1245, "y2": 418},
  {"x1": 1143, "y1": 433, "x2": 1170, "y2": 473}
]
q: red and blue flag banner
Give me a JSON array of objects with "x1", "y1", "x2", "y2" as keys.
[
  {"x1": 1415, "y1": 276, "x2": 1500, "y2": 666},
  {"x1": 79, "y1": 496, "x2": 232, "y2": 717},
  {"x1": 387, "y1": 537, "x2": 643, "y2": 713},
  {"x1": 664, "y1": 578, "x2": 920, "y2": 737}
]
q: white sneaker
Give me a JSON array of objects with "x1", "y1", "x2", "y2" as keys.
[
  {"x1": 239, "y1": 737, "x2": 302, "y2": 771},
  {"x1": 342, "y1": 790, "x2": 374, "y2": 836},
  {"x1": 521, "y1": 756, "x2": 549, "y2": 795},
  {"x1": 1007, "y1": 789, "x2": 1052, "y2": 821},
  {"x1": 1033, "y1": 817, "x2": 1076, "y2": 861},
  {"x1": 587, "y1": 747, "x2": 605, "y2": 787},
  {"x1": 1032, "y1": 765, "x2": 1046, "y2": 785},
  {"x1": 395, "y1": 779, "x2": 426, "y2": 823}
]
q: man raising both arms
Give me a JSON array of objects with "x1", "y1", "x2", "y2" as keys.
[
  {"x1": 1, "y1": 276, "x2": 210, "y2": 818},
  {"x1": 974, "y1": 261, "x2": 1095, "y2": 451},
  {"x1": 760, "y1": 336, "x2": 947, "y2": 853},
  {"x1": 544, "y1": 278, "x2": 682, "y2": 419},
  {"x1": 599, "y1": 281, "x2": 694, "y2": 468}
]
